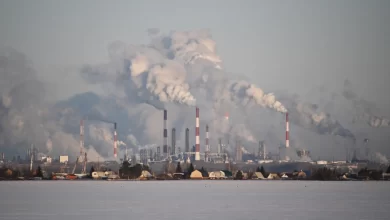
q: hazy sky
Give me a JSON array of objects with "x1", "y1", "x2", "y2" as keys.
[{"x1": 1, "y1": 0, "x2": 389, "y2": 113}]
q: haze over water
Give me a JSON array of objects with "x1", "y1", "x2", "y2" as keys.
[{"x1": 1, "y1": 181, "x2": 389, "y2": 220}]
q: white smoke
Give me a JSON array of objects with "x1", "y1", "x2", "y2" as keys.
[
  {"x1": 3, "y1": 30, "x2": 388, "y2": 162},
  {"x1": 229, "y1": 81, "x2": 287, "y2": 113},
  {"x1": 368, "y1": 115, "x2": 390, "y2": 128},
  {"x1": 343, "y1": 79, "x2": 390, "y2": 128},
  {"x1": 371, "y1": 152, "x2": 389, "y2": 165},
  {"x1": 278, "y1": 93, "x2": 355, "y2": 139}
]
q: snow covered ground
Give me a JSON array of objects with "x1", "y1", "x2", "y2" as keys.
[{"x1": 0, "y1": 181, "x2": 389, "y2": 220}]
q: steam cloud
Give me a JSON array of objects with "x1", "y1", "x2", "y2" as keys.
[
  {"x1": 278, "y1": 93, "x2": 355, "y2": 139},
  {"x1": 2, "y1": 30, "x2": 387, "y2": 161},
  {"x1": 343, "y1": 79, "x2": 389, "y2": 128}
]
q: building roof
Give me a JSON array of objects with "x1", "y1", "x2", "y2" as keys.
[
  {"x1": 190, "y1": 170, "x2": 203, "y2": 179},
  {"x1": 253, "y1": 172, "x2": 265, "y2": 179}
]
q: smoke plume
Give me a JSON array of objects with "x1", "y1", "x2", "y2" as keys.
[
  {"x1": 343, "y1": 79, "x2": 389, "y2": 128},
  {"x1": 278, "y1": 93, "x2": 355, "y2": 139},
  {"x1": 3, "y1": 30, "x2": 388, "y2": 161}
]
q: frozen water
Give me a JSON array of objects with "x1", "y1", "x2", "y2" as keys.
[{"x1": 0, "y1": 181, "x2": 389, "y2": 220}]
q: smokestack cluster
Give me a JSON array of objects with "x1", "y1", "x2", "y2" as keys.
[
  {"x1": 171, "y1": 128, "x2": 176, "y2": 155},
  {"x1": 195, "y1": 107, "x2": 200, "y2": 161},
  {"x1": 114, "y1": 122, "x2": 117, "y2": 158},
  {"x1": 163, "y1": 109, "x2": 168, "y2": 157},
  {"x1": 185, "y1": 128, "x2": 189, "y2": 152},
  {"x1": 286, "y1": 112, "x2": 290, "y2": 148}
]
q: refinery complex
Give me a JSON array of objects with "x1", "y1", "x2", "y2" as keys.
[{"x1": 1, "y1": 106, "x2": 384, "y2": 179}]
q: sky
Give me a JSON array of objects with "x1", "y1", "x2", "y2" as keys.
[
  {"x1": 1, "y1": 0, "x2": 389, "y2": 112},
  {"x1": 1, "y1": 0, "x2": 390, "y2": 160}
]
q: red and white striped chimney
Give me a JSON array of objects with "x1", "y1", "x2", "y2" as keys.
[
  {"x1": 286, "y1": 112, "x2": 290, "y2": 148},
  {"x1": 114, "y1": 122, "x2": 117, "y2": 158},
  {"x1": 195, "y1": 107, "x2": 200, "y2": 161},
  {"x1": 80, "y1": 119, "x2": 84, "y2": 155},
  {"x1": 163, "y1": 110, "x2": 168, "y2": 157},
  {"x1": 205, "y1": 124, "x2": 209, "y2": 152}
]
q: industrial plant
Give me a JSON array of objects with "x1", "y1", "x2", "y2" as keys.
[{"x1": 1, "y1": 105, "x2": 387, "y2": 182}]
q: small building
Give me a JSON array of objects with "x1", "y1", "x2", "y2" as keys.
[
  {"x1": 208, "y1": 172, "x2": 216, "y2": 179},
  {"x1": 252, "y1": 172, "x2": 265, "y2": 179},
  {"x1": 215, "y1": 171, "x2": 226, "y2": 179},
  {"x1": 280, "y1": 173, "x2": 293, "y2": 179},
  {"x1": 107, "y1": 174, "x2": 119, "y2": 180},
  {"x1": 139, "y1": 170, "x2": 153, "y2": 180},
  {"x1": 59, "y1": 156, "x2": 68, "y2": 163},
  {"x1": 173, "y1": 173, "x2": 185, "y2": 179},
  {"x1": 267, "y1": 173, "x2": 280, "y2": 180},
  {"x1": 190, "y1": 170, "x2": 203, "y2": 179},
  {"x1": 92, "y1": 171, "x2": 106, "y2": 179},
  {"x1": 297, "y1": 171, "x2": 307, "y2": 179}
]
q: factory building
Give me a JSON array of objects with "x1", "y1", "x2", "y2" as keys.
[{"x1": 59, "y1": 156, "x2": 69, "y2": 163}]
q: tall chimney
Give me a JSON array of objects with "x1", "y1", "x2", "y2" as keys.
[
  {"x1": 185, "y1": 128, "x2": 190, "y2": 153},
  {"x1": 218, "y1": 138, "x2": 222, "y2": 154},
  {"x1": 195, "y1": 107, "x2": 200, "y2": 161},
  {"x1": 163, "y1": 110, "x2": 168, "y2": 157},
  {"x1": 205, "y1": 124, "x2": 210, "y2": 161},
  {"x1": 80, "y1": 119, "x2": 84, "y2": 156},
  {"x1": 114, "y1": 122, "x2": 117, "y2": 158},
  {"x1": 286, "y1": 112, "x2": 290, "y2": 148},
  {"x1": 157, "y1": 146, "x2": 161, "y2": 161},
  {"x1": 171, "y1": 128, "x2": 176, "y2": 155},
  {"x1": 205, "y1": 125, "x2": 209, "y2": 151}
]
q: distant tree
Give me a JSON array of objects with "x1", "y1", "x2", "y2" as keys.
[
  {"x1": 200, "y1": 167, "x2": 208, "y2": 177},
  {"x1": 247, "y1": 171, "x2": 254, "y2": 179},
  {"x1": 89, "y1": 166, "x2": 95, "y2": 177},
  {"x1": 310, "y1": 167, "x2": 338, "y2": 181},
  {"x1": 143, "y1": 164, "x2": 152, "y2": 173},
  {"x1": 35, "y1": 166, "x2": 43, "y2": 178},
  {"x1": 187, "y1": 163, "x2": 195, "y2": 174},
  {"x1": 260, "y1": 166, "x2": 266, "y2": 177},
  {"x1": 235, "y1": 170, "x2": 243, "y2": 180},
  {"x1": 175, "y1": 162, "x2": 182, "y2": 173},
  {"x1": 386, "y1": 166, "x2": 390, "y2": 174}
]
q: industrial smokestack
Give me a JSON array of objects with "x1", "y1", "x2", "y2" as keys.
[
  {"x1": 157, "y1": 146, "x2": 161, "y2": 161},
  {"x1": 114, "y1": 122, "x2": 117, "y2": 158},
  {"x1": 205, "y1": 125, "x2": 209, "y2": 151},
  {"x1": 195, "y1": 107, "x2": 200, "y2": 161},
  {"x1": 1, "y1": 152, "x2": 4, "y2": 160},
  {"x1": 218, "y1": 138, "x2": 222, "y2": 154},
  {"x1": 235, "y1": 139, "x2": 242, "y2": 162},
  {"x1": 163, "y1": 109, "x2": 168, "y2": 157},
  {"x1": 205, "y1": 124, "x2": 210, "y2": 161},
  {"x1": 80, "y1": 119, "x2": 84, "y2": 156},
  {"x1": 286, "y1": 112, "x2": 290, "y2": 148},
  {"x1": 185, "y1": 128, "x2": 189, "y2": 153},
  {"x1": 171, "y1": 128, "x2": 176, "y2": 155}
]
